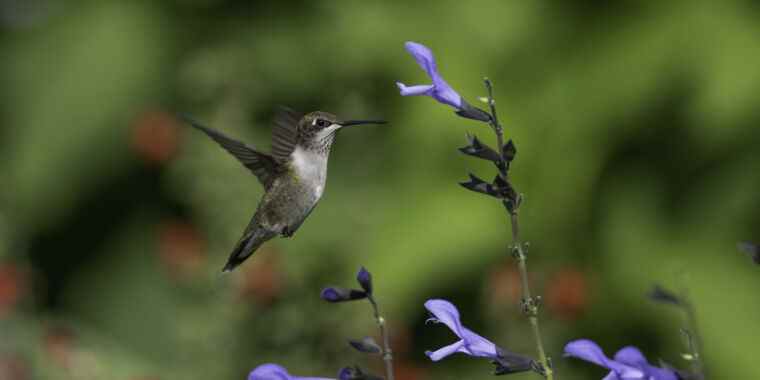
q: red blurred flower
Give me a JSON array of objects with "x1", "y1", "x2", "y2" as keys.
[
  {"x1": 236, "y1": 247, "x2": 284, "y2": 306},
  {"x1": 0, "y1": 263, "x2": 25, "y2": 318},
  {"x1": 157, "y1": 221, "x2": 206, "y2": 280},
  {"x1": 131, "y1": 110, "x2": 181, "y2": 164},
  {"x1": 545, "y1": 267, "x2": 588, "y2": 320}
]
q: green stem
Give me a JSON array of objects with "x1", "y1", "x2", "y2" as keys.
[
  {"x1": 485, "y1": 78, "x2": 553, "y2": 379},
  {"x1": 511, "y1": 213, "x2": 553, "y2": 379},
  {"x1": 368, "y1": 295, "x2": 394, "y2": 380},
  {"x1": 681, "y1": 289, "x2": 705, "y2": 379}
]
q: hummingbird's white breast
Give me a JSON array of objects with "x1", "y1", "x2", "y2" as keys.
[{"x1": 290, "y1": 146, "x2": 328, "y2": 198}]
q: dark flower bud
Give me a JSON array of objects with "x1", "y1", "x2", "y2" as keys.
[
  {"x1": 492, "y1": 346, "x2": 535, "y2": 375},
  {"x1": 338, "y1": 366, "x2": 383, "y2": 380},
  {"x1": 356, "y1": 267, "x2": 372, "y2": 295},
  {"x1": 738, "y1": 241, "x2": 760, "y2": 265},
  {"x1": 348, "y1": 336, "x2": 382, "y2": 354},
  {"x1": 455, "y1": 99, "x2": 492, "y2": 122},
  {"x1": 320, "y1": 287, "x2": 366, "y2": 303},
  {"x1": 648, "y1": 285, "x2": 682, "y2": 306}
]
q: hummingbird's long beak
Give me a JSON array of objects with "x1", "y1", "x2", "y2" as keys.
[{"x1": 339, "y1": 119, "x2": 387, "y2": 128}]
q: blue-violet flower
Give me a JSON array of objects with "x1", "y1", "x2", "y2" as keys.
[
  {"x1": 424, "y1": 299, "x2": 500, "y2": 361},
  {"x1": 564, "y1": 339, "x2": 678, "y2": 380},
  {"x1": 248, "y1": 364, "x2": 334, "y2": 380},
  {"x1": 397, "y1": 41, "x2": 463, "y2": 109}
]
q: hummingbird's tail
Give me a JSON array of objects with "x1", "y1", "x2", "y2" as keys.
[{"x1": 222, "y1": 227, "x2": 277, "y2": 272}]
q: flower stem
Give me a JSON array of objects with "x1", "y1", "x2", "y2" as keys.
[
  {"x1": 368, "y1": 295, "x2": 394, "y2": 380},
  {"x1": 511, "y1": 213, "x2": 553, "y2": 379},
  {"x1": 484, "y1": 78, "x2": 553, "y2": 379},
  {"x1": 680, "y1": 288, "x2": 706, "y2": 379}
]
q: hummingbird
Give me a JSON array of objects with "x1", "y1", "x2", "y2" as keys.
[{"x1": 182, "y1": 109, "x2": 386, "y2": 272}]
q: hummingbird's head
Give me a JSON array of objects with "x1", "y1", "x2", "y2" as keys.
[{"x1": 298, "y1": 111, "x2": 386, "y2": 149}]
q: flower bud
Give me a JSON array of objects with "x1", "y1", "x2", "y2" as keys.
[
  {"x1": 356, "y1": 267, "x2": 372, "y2": 295},
  {"x1": 320, "y1": 287, "x2": 366, "y2": 303}
]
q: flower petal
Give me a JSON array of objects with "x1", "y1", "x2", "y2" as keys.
[
  {"x1": 564, "y1": 340, "x2": 613, "y2": 368},
  {"x1": 248, "y1": 363, "x2": 335, "y2": 380},
  {"x1": 430, "y1": 78, "x2": 462, "y2": 108},
  {"x1": 398, "y1": 42, "x2": 463, "y2": 109},
  {"x1": 425, "y1": 339, "x2": 465, "y2": 361},
  {"x1": 248, "y1": 364, "x2": 294, "y2": 380},
  {"x1": 424, "y1": 299, "x2": 464, "y2": 337},
  {"x1": 460, "y1": 327, "x2": 498, "y2": 358},
  {"x1": 614, "y1": 347, "x2": 678, "y2": 380},
  {"x1": 642, "y1": 366, "x2": 678, "y2": 380},
  {"x1": 613, "y1": 347, "x2": 648, "y2": 367},
  {"x1": 564, "y1": 340, "x2": 644, "y2": 379},
  {"x1": 396, "y1": 82, "x2": 434, "y2": 96},
  {"x1": 404, "y1": 41, "x2": 438, "y2": 79}
]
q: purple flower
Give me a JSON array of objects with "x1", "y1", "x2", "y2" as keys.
[
  {"x1": 564, "y1": 339, "x2": 678, "y2": 380},
  {"x1": 424, "y1": 299, "x2": 500, "y2": 360},
  {"x1": 424, "y1": 299, "x2": 534, "y2": 373},
  {"x1": 248, "y1": 364, "x2": 334, "y2": 380},
  {"x1": 397, "y1": 41, "x2": 463, "y2": 109}
]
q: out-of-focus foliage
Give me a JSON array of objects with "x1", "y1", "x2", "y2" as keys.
[{"x1": 1, "y1": 1, "x2": 760, "y2": 379}]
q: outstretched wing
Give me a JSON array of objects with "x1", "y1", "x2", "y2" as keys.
[
  {"x1": 271, "y1": 106, "x2": 302, "y2": 162},
  {"x1": 181, "y1": 114, "x2": 280, "y2": 188}
]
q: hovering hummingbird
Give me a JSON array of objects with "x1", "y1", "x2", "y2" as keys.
[{"x1": 182, "y1": 109, "x2": 386, "y2": 272}]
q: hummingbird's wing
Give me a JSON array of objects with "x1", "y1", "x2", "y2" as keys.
[
  {"x1": 182, "y1": 114, "x2": 281, "y2": 188},
  {"x1": 270, "y1": 106, "x2": 303, "y2": 162}
]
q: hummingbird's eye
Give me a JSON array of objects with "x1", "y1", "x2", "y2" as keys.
[{"x1": 315, "y1": 119, "x2": 330, "y2": 128}]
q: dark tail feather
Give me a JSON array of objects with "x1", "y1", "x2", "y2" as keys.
[{"x1": 222, "y1": 228, "x2": 275, "y2": 272}]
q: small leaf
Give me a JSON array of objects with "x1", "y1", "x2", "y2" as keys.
[
  {"x1": 458, "y1": 134, "x2": 502, "y2": 163},
  {"x1": 648, "y1": 284, "x2": 682, "y2": 306},
  {"x1": 348, "y1": 336, "x2": 382, "y2": 354},
  {"x1": 478, "y1": 96, "x2": 490, "y2": 104}
]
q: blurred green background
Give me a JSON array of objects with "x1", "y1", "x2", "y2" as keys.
[{"x1": 2, "y1": 1, "x2": 760, "y2": 379}]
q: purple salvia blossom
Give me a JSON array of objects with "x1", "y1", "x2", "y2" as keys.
[
  {"x1": 248, "y1": 363, "x2": 334, "y2": 380},
  {"x1": 564, "y1": 339, "x2": 678, "y2": 380},
  {"x1": 423, "y1": 299, "x2": 500, "y2": 360},
  {"x1": 424, "y1": 299, "x2": 534, "y2": 374},
  {"x1": 397, "y1": 41, "x2": 463, "y2": 109}
]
